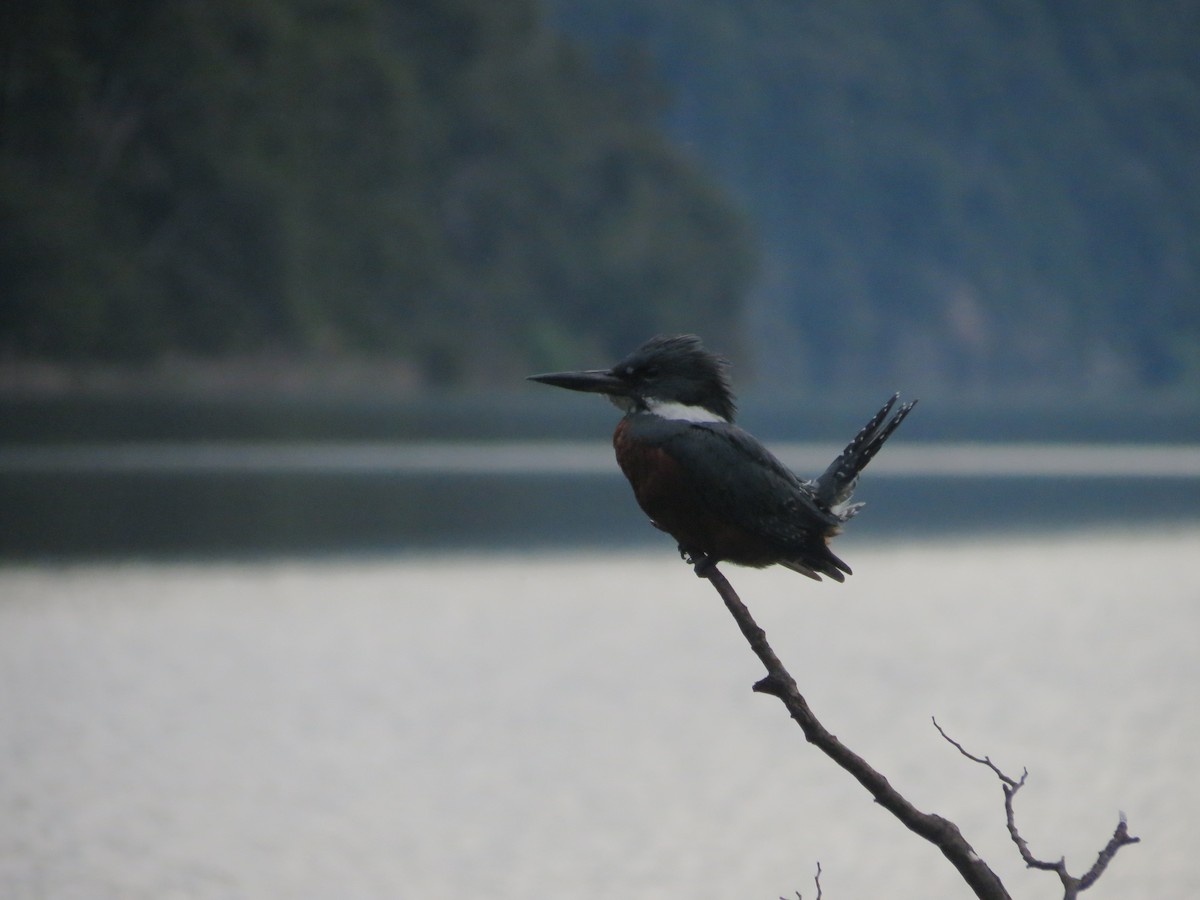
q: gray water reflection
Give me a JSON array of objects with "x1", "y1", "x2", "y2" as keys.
[{"x1": 2, "y1": 529, "x2": 1198, "y2": 898}]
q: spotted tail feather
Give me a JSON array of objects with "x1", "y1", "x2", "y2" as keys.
[{"x1": 812, "y1": 393, "x2": 916, "y2": 515}]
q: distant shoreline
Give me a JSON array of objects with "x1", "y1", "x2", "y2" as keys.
[{"x1": 0, "y1": 355, "x2": 427, "y2": 399}]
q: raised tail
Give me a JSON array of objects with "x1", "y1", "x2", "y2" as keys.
[{"x1": 812, "y1": 393, "x2": 916, "y2": 515}]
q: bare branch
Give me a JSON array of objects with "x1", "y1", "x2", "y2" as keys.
[
  {"x1": 700, "y1": 563, "x2": 1012, "y2": 900},
  {"x1": 932, "y1": 717, "x2": 1140, "y2": 898},
  {"x1": 931, "y1": 717, "x2": 1019, "y2": 788},
  {"x1": 1078, "y1": 814, "x2": 1138, "y2": 891}
]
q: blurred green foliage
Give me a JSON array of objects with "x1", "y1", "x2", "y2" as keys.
[
  {"x1": 7, "y1": 0, "x2": 1198, "y2": 395},
  {"x1": 550, "y1": 0, "x2": 1200, "y2": 392},
  {"x1": 0, "y1": 0, "x2": 754, "y2": 383}
]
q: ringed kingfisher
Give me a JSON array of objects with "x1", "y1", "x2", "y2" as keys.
[{"x1": 528, "y1": 334, "x2": 916, "y2": 581}]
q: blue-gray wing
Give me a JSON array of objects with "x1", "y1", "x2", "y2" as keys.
[{"x1": 631, "y1": 417, "x2": 841, "y2": 543}]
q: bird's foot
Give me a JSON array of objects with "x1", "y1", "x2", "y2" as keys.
[{"x1": 679, "y1": 546, "x2": 716, "y2": 578}]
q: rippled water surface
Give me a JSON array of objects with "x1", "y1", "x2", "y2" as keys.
[{"x1": 2, "y1": 528, "x2": 1198, "y2": 898}]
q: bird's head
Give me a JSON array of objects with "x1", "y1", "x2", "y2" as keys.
[{"x1": 528, "y1": 334, "x2": 736, "y2": 423}]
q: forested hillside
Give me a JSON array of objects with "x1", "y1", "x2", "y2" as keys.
[
  {"x1": 4, "y1": 1, "x2": 1197, "y2": 394},
  {"x1": 550, "y1": 0, "x2": 1200, "y2": 393},
  {"x1": 0, "y1": 0, "x2": 753, "y2": 384}
]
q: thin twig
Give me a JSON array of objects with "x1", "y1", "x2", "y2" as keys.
[
  {"x1": 779, "y1": 860, "x2": 821, "y2": 900},
  {"x1": 932, "y1": 717, "x2": 1140, "y2": 898}
]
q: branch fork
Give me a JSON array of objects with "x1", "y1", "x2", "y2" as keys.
[{"x1": 932, "y1": 717, "x2": 1140, "y2": 898}]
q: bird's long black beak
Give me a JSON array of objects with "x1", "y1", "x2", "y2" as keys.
[{"x1": 527, "y1": 368, "x2": 629, "y2": 396}]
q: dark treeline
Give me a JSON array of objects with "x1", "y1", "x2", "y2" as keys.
[
  {"x1": 4, "y1": 1, "x2": 1198, "y2": 395},
  {"x1": 550, "y1": 0, "x2": 1200, "y2": 394},
  {"x1": 0, "y1": 0, "x2": 753, "y2": 385}
]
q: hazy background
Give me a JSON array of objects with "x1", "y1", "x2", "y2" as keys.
[
  {"x1": 2, "y1": 5, "x2": 1199, "y2": 898},
  {"x1": 2, "y1": 0, "x2": 1198, "y2": 397},
  {"x1": 3, "y1": 0, "x2": 1198, "y2": 556}
]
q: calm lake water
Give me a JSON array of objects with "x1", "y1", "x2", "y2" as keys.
[{"x1": 2, "y1": 527, "x2": 1198, "y2": 898}]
